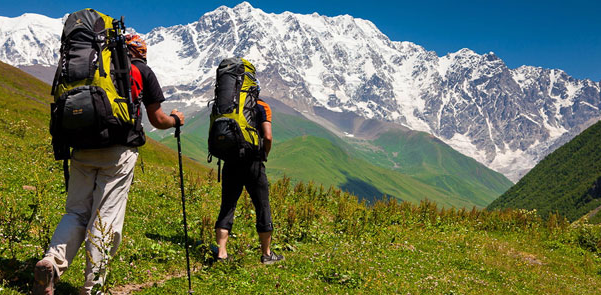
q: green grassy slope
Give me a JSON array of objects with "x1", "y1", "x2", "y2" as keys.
[
  {"x1": 357, "y1": 129, "x2": 513, "y2": 204},
  {"x1": 153, "y1": 109, "x2": 211, "y2": 163},
  {"x1": 268, "y1": 135, "x2": 485, "y2": 208},
  {"x1": 270, "y1": 113, "x2": 512, "y2": 207},
  {"x1": 271, "y1": 111, "x2": 346, "y2": 145},
  {"x1": 2, "y1": 61, "x2": 601, "y2": 295},
  {"x1": 488, "y1": 120, "x2": 601, "y2": 221}
]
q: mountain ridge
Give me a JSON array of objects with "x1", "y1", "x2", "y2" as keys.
[{"x1": 1, "y1": 2, "x2": 599, "y2": 182}]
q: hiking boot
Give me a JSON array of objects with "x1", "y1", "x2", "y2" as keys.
[
  {"x1": 260, "y1": 251, "x2": 284, "y2": 265},
  {"x1": 33, "y1": 259, "x2": 55, "y2": 295},
  {"x1": 216, "y1": 256, "x2": 232, "y2": 263}
]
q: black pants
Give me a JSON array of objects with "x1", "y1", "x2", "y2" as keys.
[{"x1": 214, "y1": 160, "x2": 273, "y2": 233}]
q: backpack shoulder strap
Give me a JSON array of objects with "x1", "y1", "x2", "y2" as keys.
[{"x1": 130, "y1": 63, "x2": 143, "y2": 100}]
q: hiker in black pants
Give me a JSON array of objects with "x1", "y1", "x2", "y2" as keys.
[{"x1": 214, "y1": 99, "x2": 284, "y2": 264}]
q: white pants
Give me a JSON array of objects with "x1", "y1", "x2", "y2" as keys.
[{"x1": 42, "y1": 145, "x2": 138, "y2": 294}]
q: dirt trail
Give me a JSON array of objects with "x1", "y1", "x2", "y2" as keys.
[{"x1": 112, "y1": 271, "x2": 188, "y2": 294}]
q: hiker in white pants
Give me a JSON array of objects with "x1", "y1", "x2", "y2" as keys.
[
  {"x1": 45, "y1": 146, "x2": 138, "y2": 293},
  {"x1": 34, "y1": 33, "x2": 185, "y2": 295}
]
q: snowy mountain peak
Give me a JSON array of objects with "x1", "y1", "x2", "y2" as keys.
[
  {"x1": 0, "y1": 13, "x2": 62, "y2": 66},
  {"x1": 232, "y1": 1, "x2": 255, "y2": 11},
  {"x1": 0, "y1": 13, "x2": 61, "y2": 31},
  {"x1": 456, "y1": 48, "x2": 478, "y2": 56},
  {"x1": 0, "y1": 4, "x2": 599, "y2": 182},
  {"x1": 211, "y1": 1, "x2": 266, "y2": 21}
]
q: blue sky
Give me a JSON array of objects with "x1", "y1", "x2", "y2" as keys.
[{"x1": 1, "y1": 0, "x2": 600, "y2": 81}]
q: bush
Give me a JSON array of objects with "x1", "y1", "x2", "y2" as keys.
[{"x1": 570, "y1": 222, "x2": 601, "y2": 254}]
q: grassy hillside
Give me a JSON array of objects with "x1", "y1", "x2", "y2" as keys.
[
  {"x1": 355, "y1": 129, "x2": 513, "y2": 204},
  {"x1": 153, "y1": 109, "x2": 211, "y2": 163},
  {"x1": 150, "y1": 109, "x2": 512, "y2": 208},
  {"x1": 268, "y1": 135, "x2": 486, "y2": 208},
  {"x1": 270, "y1": 113, "x2": 512, "y2": 207},
  {"x1": 488, "y1": 120, "x2": 601, "y2": 221},
  {"x1": 1, "y1": 61, "x2": 601, "y2": 294},
  {"x1": 270, "y1": 110, "x2": 347, "y2": 145}
]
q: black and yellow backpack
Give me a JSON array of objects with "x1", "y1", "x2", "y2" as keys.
[
  {"x1": 208, "y1": 57, "x2": 261, "y2": 168},
  {"x1": 50, "y1": 8, "x2": 144, "y2": 162}
]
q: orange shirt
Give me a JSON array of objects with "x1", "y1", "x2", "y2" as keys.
[{"x1": 256, "y1": 99, "x2": 272, "y2": 123}]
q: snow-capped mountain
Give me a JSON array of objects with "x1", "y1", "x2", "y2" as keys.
[
  {"x1": 1, "y1": 2, "x2": 600, "y2": 182},
  {"x1": 0, "y1": 13, "x2": 62, "y2": 66}
]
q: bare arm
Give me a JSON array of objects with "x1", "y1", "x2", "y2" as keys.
[
  {"x1": 146, "y1": 102, "x2": 185, "y2": 129},
  {"x1": 261, "y1": 121, "x2": 272, "y2": 158}
]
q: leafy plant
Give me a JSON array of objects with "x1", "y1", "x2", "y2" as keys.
[{"x1": 87, "y1": 213, "x2": 117, "y2": 295}]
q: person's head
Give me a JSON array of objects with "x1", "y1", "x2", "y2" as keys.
[{"x1": 125, "y1": 34, "x2": 147, "y2": 60}]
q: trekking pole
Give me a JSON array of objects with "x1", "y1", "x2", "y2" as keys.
[{"x1": 171, "y1": 114, "x2": 193, "y2": 294}]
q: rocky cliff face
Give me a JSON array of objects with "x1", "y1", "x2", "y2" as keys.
[{"x1": 1, "y1": 2, "x2": 599, "y2": 181}]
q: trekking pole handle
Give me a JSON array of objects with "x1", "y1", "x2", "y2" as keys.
[{"x1": 170, "y1": 114, "x2": 181, "y2": 137}]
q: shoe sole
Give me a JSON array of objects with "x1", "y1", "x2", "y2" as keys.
[
  {"x1": 261, "y1": 257, "x2": 285, "y2": 265},
  {"x1": 216, "y1": 256, "x2": 231, "y2": 263},
  {"x1": 33, "y1": 260, "x2": 54, "y2": 295}
]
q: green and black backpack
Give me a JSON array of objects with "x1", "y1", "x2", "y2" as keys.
[
  {"x1": 208, "y1": 57, "x2": 261, "y2": 167},
  {"x1": 50, "y1": 8, "x2": 144, "y2": 162}
]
